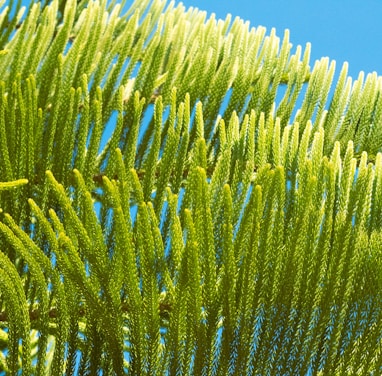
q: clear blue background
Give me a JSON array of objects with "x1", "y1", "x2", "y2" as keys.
[{"x1": 177, "y1": 0, "x2": 382, "y2": 80}]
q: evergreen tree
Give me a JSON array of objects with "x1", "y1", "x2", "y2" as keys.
[{"x1": 0, "y1": 0, "x2": 381, "y2": 374}]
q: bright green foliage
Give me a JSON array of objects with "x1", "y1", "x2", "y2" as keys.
[{"x1": 0, "y1": 0, "x2": 382, "y2": 374}]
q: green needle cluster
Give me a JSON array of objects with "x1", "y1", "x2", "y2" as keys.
[{"x1": 0, "y1": 0, "x2": 381, "y2": 374}]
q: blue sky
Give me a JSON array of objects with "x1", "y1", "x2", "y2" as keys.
[{"x1": 177, "y1": 0, "x2": 382, "y2": 80}]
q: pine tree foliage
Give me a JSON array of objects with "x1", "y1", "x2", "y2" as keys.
[{"x1": 0, "y1": 0, "x2": 382, "y2": 374}]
